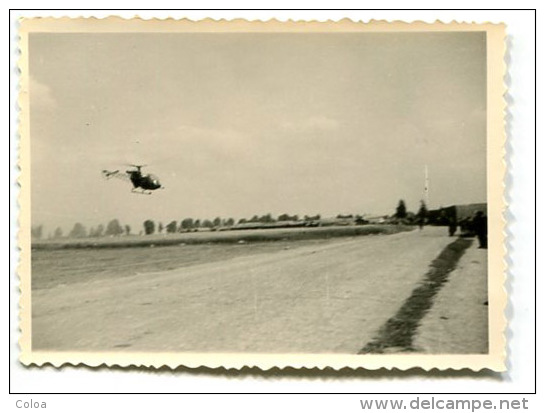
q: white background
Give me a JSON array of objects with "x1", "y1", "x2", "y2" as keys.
[{"x1": 6, "y1": 3, "x2": 540, "y2": 412}]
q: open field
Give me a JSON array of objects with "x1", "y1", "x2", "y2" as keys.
[
  {"x1": 30, "y1": 226, "x2": 487, "y2": 354},
  {"x1": 32, "y1": 238, "x2": 339, "y2": 291},
  {"x1": 31, "y1": 224, "x2": 414, "y2": 250},
  {"x1": 31, "y1": 225, "x2": 412, "y2": 291}
]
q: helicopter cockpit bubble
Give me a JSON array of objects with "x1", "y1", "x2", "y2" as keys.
[{"x1": 147, "y1": 174, "x2": 161, "y2": 189}]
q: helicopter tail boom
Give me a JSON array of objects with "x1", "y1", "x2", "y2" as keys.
[{"x1": 102, "y1": 169, "x2": 119, "y2": 179}]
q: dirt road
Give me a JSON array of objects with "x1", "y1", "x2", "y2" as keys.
[{"x1": 32, "y1": 227, "x2": 458, "y2": 353}]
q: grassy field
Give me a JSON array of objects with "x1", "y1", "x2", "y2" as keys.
[
  {"x1": 32, "y1": 224, "x2": 414, "y2": 250},
  {"x1": 31, "y1": 225, "x2": 414, "y2": 291},
  {"x1": 31, "y1": 239, "x2": 326, "y2": 291}
]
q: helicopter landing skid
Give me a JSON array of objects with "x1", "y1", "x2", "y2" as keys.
[{"x1": 131, "y1": 189, "x2": 152, "y2": 195}]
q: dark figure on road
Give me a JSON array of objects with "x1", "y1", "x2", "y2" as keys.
[
  {"x1": 418, "y1": 217, "x2": 424, "y2": 230},
  {"x1": 459, "y1": 218, "x2": 474, "y2": 237},
  {"x1": 473, "y1": 211, "x2": 488, "y2": 248},
  {"x1": 448, "y1": 216, "x2": 457, "y2": 237}
]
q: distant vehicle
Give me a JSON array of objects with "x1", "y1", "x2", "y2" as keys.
[{"x1": 102, "y1": 164, "x2": 163, "y2": 195}]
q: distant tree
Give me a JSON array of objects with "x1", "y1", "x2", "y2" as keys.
[
  {"x1": 158, "y1": 222, "x2": 164, "y2": 233},
  {"x1": 105, "y1": 219, "x2": 124, "y2": 236},
  {"x1": 88, "y1": 225, "x2": 101, "y2": 237},
  {"x1": 224, "y1": 218, "x2": 235, "y2": 227},
  {"x1": 143, "y1": 220, "x2": 155, "y2": 235},
  {"x1": 31, "y1": 225, "x2": 43, "y2": 240},
  {"x1": 395, "y1": 200, "x2": 407, "y2": 219},
  {"x1": 213, "y1": 217, "x2": 222, "y2": 227},
  {"x1": 202, "y1": 219, "x2": 213, "y2": 229},
  {"x1": 53, "y1": 227, "x2": 63, "y2": 239},
  {"x1": 69, "y1": 222, "x2": 87, "y2": 238},
  {"x1": 417, "y1": 200, "x2": 428, "y2": 221},
  {"x1": 249, "y1": 215, "x2": 260, "y2": 223},
  {"x1": 95, "y1": 224, "x2": 104, "y2": 237},
  {"x1": 125, "y1": 225, "x2": 131, "y2": 236},
  {"x1": 180, "y1": 218, "x2": 194, "y2": 231},
  {"x1": 238, "y1": 218, "x2": 247, "y2": 224},
  {"x1": 166, "y1": 220, "x2": 178, "y2": 233},
  {"x1": 259, "y1": 213, "x2": 274, "y2": 223},
  {"x1": 278, "y1": 213, "x2": 298, "y2": 221},
  {"x1": 194, "y1": 219, "x2": 201, "y2": 229}
]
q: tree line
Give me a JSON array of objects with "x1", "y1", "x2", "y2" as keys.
[
  {"x1": 392, "y1": 199, "x2": 428, "y2": 223},
  {"x1": 31, "y1": 219, "x2": 132, "y2": 240},
  {"x1": 31, "y1": 213, "x2": 325, "y2": 240},
  {"x1": 31, "y1": 201, "x2": 428, "y2": 240},
  {"x1": 144, "y1": 214, "x2": 322, "y2": 235}
]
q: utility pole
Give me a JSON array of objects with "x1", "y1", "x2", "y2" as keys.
[{"x1": 424, "y1": 165, "x2": 430, "y2": 206}]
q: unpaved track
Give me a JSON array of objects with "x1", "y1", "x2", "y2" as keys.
[{"x1": 32, "y1": 227, "x2": 454, "y2": 353}]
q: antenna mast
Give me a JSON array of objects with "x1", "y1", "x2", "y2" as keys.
[{"x1": 424, "y1": 165, "x2": 430, "y2": 206}]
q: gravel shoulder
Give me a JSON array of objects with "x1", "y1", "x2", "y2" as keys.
[{"x1": 412, "y1": 239, "x2": 489, "y2": 354}]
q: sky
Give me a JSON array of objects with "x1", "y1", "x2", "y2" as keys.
[{"x1": 29, "y1": 32, "x2": 487, "y2": 235}]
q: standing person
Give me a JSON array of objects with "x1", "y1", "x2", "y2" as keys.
[
  {"x1": 473, "y1": 211, "x2": 488, "y2": 248},
  {"x1": 448, "y1": 216, "x2": 457, "y2": 236},
  {"x1": 416, "y1": 200, "x2": 427, "y2": 231}
]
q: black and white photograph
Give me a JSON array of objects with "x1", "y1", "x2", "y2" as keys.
[{"x1": 18, "y1": 18, "x2": 506, "y2": 370}]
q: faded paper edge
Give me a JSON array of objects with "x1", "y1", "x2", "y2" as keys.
[{"x1": 16, "y1": 17, "x2": 507, "y2": 372}]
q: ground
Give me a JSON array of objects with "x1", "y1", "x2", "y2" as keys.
[
  {"x1": 413, "y1": 242, "x2": 488, "y2": 353},
  {"x1": 30, "y1": 226, "x2": 488, "y2": 354}
]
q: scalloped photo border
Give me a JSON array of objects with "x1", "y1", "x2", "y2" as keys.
[{"x1": 16, "y1": 17, "x2": 507, "y2": 372}]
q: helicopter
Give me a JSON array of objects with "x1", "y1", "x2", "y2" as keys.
[{"x1": 102, "y1": 164, "x2": 163, "y2": 194}]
